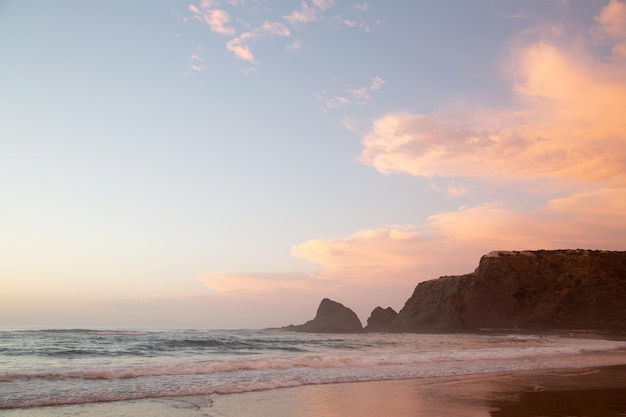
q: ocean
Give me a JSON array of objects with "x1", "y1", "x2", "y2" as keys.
[{"x1": 2, "y1": 328, "x2": 626, "y2": 411}]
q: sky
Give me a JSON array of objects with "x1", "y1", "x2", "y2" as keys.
[{"x1": 1, "y1": 0, "x2": 625, "y2": 329}]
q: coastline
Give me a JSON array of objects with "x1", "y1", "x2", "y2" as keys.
[
  {"x1": 3, "y1": 330, "x2": 626, "y2": 416},
  {"x1": 4, "y1": 364, "x2": 626, "y2": 417},
  {"x1": 209, "y1": 364, "x2": 626, "y2": 417}
]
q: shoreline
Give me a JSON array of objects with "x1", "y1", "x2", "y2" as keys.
[
  {"x1": 4, "y1": 364, "x2": 626, "y2": 416},
  {"x1": 3, "y1": 332, "x2": 626, "y2": 416},
  {"x1": 210, "y1": 364, "x2": 626, "y2": 417}
]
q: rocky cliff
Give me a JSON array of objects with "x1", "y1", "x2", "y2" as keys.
[
  {"x1": 284, "y1": 298, "x2": 364, "y2": 333},
  {"x1": 391, "y1": 250, "x2": 626, "y2": 332},
  {"x1": 365, "y1": 307, "x2": 398, "y2": 331}
]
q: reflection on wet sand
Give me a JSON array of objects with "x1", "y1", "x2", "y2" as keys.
[
  {"x1": 491, "y1": 387, "x2": 626, "y2": 417},
  {"x1": 211, "y1": 365, "x2": 626, "y2": 417}
]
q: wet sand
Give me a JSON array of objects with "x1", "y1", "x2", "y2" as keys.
[
  {"x1": 210, "y1": 365, "x2": 626, "y2": 417},
  {"x1": 4, "y1": 365, "x2": 626, "y2": 416}
]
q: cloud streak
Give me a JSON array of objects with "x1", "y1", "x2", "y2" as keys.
[
  {"x1": 593, "y1": 0, "x2": 626, "y2": 59},
  {"x1": 226, "y1": 21, "x2": 291, "y2": 63},
  {"x1": 284, "y1": 0, "x2": 335, "y2": 25},
  {"x1": 360, "y1": 39, "x2": 626, "y2": 183},
  {"x1": 291, "y1": 186, "x2": 626, "y2": 286},
  {"x1": 197, "y1": 272, "x2": 328, "y2": 295},
  {"x1": 321, "y1": 76, "x2": 387, "y2": 110},
  {"x1": 187, "y1": 0, "x2": 376, "y2": 67},
  {"x1": 189, "y1": 2, "x2": 235, "y2": 36}
]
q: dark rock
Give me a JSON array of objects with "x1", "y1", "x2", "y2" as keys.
[
  {"x1": 391, "y1": 250, "x2": 626, "y2": 332},
  {"x1": 365, "y1": 307, "x2": 398, "y2": 331},
  {"x1": 391, "y1": 275, "x2": 471, "y2": 332},
  {"x1": 284, "y1": 298, "x2": 363, "y2": 333}
]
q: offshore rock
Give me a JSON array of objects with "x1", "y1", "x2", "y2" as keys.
[
  {"x1": 284, "y1": 298, "x2": 363, "y2": 333},
  {"x1": 365, "y1": 307, "x2": 398, "y2": 331},
  {"x1": 391, "y1": 250, "x2": 626, "y2": 332}
]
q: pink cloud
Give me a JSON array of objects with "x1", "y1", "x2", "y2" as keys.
[
  {"x1": 594, "y1": 0, "x2": 626, "y2": 39},
  {"x1": 287, "y1": 39, "x2": 303, "y2": 51},
  {"x1": 360, "y1": 41, "x2": 626, "y2": 183},
  {"x1": 429, "y1": 183, "x2": 468, "y2": 197},
  {"x1": 369, "y1": 76, "x2": 386, "y2": 90},
  {"x1": 226, "y1": 21, "x2": 291, "y2": 63},
  {"x1": 593, "y1": 0, "x2": 626, "y2": 59},
  {"x1": 323, "y1": 75, "x2": 386, "y2": 109},
  {"x1": 354, "y1": 2, "x2": 370, "y2": 12},
  {"x1": 348, "y1": 87, "x2": 370, "y2": 101},
  {"x1": 291, "y1": 225, "x2": 470, "y2": 285},
  {"x1": 226, "y1": 38, "x2": 255, "y2": 62},
  {"x1": 284, "y1": 0, "x2": 335, "y2": 25},
  {"x1": 312, "y1": 0, "x2": 334, "y2": 10},
  {"x1": 291, "y1": 186, "x2": 626, "y2": 287},
  {"x1": 196, "y1": 272, "x2": 328, "y2": 295},
  {"x1": 189, "y1": 2, "x2": 235, "y2": 36},
  {"x1": 285, "y1": 2, "x2": 320, "y2": 24},
  {"x1": 187, "y1": 64, "x2": 207, "y2": 72},
  {"x1": 324, "y1": 96, "x2": 349, "y2": 109}
]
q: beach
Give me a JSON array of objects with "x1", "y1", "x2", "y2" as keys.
[
  {"x1": 209, "y1": 364, "x2": 626, "y2": 417},
  {"x1": 3, "y1": 364, "x2": 626, "y2": 417},
  {"x1": 2, "y1": 329, "x2": 626, "y2": 416}
]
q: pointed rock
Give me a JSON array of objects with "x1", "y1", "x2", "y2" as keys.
[
  {"x1": 284, "y1": 298, "x2": 363, "y2": 333},
  {"x1": 365, "y1": 307, "x2": 398, "y2": 332}
]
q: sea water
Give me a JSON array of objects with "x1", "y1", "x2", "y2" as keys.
[{"x1": 1, "y1": 327, "x2": 625, "y2": 410}]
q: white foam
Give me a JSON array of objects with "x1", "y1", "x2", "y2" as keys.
[{"x1": 2, "y1": 333, "x2": 626, "y2": 410}]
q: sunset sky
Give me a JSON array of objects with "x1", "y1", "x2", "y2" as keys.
[{"x1": 2, "y1": 0, "x2": 625, "y2": 328}]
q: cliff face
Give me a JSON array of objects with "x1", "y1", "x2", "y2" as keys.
[
  {"x1": 365, "y1": 307, "x2": 398, "y2": 331},
  {"x1": 285, "y1": 298, "x2": 363, "y2": 333},
  {"x1": 391, "y1": 250, "x2": 626, "y2": 332}
]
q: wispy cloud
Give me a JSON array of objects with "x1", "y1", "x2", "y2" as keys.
[
  {"x1": 187, "y1": 0, "x2": 375, "y2": 67},
  {"x1": 284, "y1": 2, "x2": 319, "y2": 24},
  {"x1": 197, "y1": 272, "x2": 327, "y2": 295},
  {"x1": 184, "y1": 54, "x2": 207, "y2": 75},
  {"x1": 430, "y1": 182, "x2": 468, "y2": 198},
  {"x1": 321, "y1": 75, "x2": 386, "y2": 110},
  {"x1": 290, "y1": 223, "x2": 478, "y2": 286},
  {"x1": 351, "y1": 76, "x2": 386, "y2": 102},
  {"x1": 355, "y1": 2, "x2": 370, "y2": 12},
  {"x1": 324, "y1": 96, "x2": 350, "y2": 109},
  {"x1": 189, "y1": 2, "x2": 235, "y2": 36},
  {"x1": 284, "y1": 0, "x2": 335, "y2": 25},
  {"x1": 593, "y1": 0, "x2": 626, "y2": 59},
  {"x1": 291, "y1": 226, "x2": 434, "y2": 284},
  {"x1": 594, "y1": 0, "x2": 626, "y2": 39},
  {"x1": 369, "y1": 75, "x2": 386, "y2": 90},
  {"x1": 291, "y1": 185, "x2": 626, "y2": 286},
  {"x1": 287, "y1": 39, "x2": 303, "y2": 51},
  {"x1": 313, "y1": 0, "x2": 334, "y2": 10},
  {"x1": 226, "y1": 20, "x2": 291, "y2": 63}
]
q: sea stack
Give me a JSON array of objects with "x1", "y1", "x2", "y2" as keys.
[
  {"x1": 365, "y1": 307, "x2": 398, "y2": 332},
  {"x1": 284, "y1": 298, "x2": 364, "y2": 333}
]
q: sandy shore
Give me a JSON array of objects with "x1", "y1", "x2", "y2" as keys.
[
  {"x1": 4, "y1": 364, "x2": 626, "y2": 416},
  {"x1": 210, "y1": 364, "x2": 626, "y2": 417}
]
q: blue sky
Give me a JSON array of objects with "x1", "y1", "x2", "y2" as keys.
[{"x1": 2, "y1": 0, "x2": 625, "y2": 328}]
